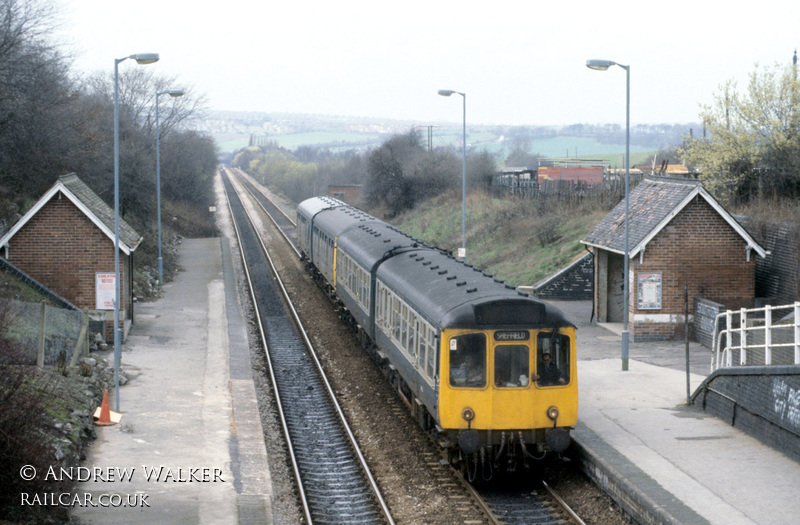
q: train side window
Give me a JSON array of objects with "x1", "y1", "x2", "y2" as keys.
[
  {"x1": 536, "y1": 332, "x2": 570, "y2": 387},
  {"x1": 449, "y1": 334, "x2": 486, "y2": 388},
  {"x1": 418, "y1": 323, "x2": 427, "y2": 373},
  {"x1": 494, "y1": 345, "x2": 530, "y2": 387},
  {"x1": 408, "y1": 313, "x2": 417, "y2": 358},
  {"x1": 392, "y1": 297, "x2": 401, "y2": 340},
  {"x1": 427, "y1": 331, "x2": 436, "y2": 378}
]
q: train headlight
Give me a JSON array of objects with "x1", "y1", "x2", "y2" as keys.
[
  {"x1": 546, "y1": 406, "x2": 559, "y2": 421},
  {"x1": 462, "y1": 407, "x2": 475, "y2": 422}
]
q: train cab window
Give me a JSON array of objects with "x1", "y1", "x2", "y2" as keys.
[
  {"x1": 536, "y1": 332, "x2": 570, "y2": 387},
  {"x1": 449, "y1": 334, "x2": 486, "y2": 388},
  {"x1": 494, "y1": 345, "x2": 530, "y2": 387}
]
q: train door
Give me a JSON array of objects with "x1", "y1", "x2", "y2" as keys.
[{"x1": 490, "y1": 332, "x2": 535, "y2": 428}]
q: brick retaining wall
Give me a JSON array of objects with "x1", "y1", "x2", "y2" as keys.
[{"x1": 692, "y1": 366, "x2": 800, "y2": 462}]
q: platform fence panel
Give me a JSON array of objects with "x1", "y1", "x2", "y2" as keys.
[
  {"x1": 0, "y1": 298, "x2": 83, "y2": 367},
  {"x1": 712, "y1": 302, "x2": 800, "y2": 371}
]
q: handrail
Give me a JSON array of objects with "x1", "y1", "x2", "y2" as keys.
[{"x1": 712, "y1": 302, "x2": 800, "y2": 371}]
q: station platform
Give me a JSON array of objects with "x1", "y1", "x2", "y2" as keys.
[
  {"x1": 551, "y1": 300, "x2": 800, "y2": 525},
  {"x1": 69, "y1": 236, "x2": 800, "y2": 524},
  {"x1": 72, "y1": 238, "x2": 272, "y2": 525}
]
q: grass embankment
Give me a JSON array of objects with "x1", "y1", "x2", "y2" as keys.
[{"x1": 389, "y1": 191, "x2": 609, "y2": 288}]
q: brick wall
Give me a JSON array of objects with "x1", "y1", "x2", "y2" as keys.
[
  {"x1": 7, "y1": 196, "x2": 129, "y2": 323},
  {"x1": 694, "y1": 367, "x2": 800, "y2": 462},
  {"x1": 631, "y1": 196, "x2": 756, "y2": 341},
  {"x1": 533, "y1": 252, "x2": 593, "y2": 300},
  {"x1": 738, "y1": 217, "x2": 800, "y2": 305}
]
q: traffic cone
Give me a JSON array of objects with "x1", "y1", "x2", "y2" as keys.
[{"x1": 94, "y1": 389, "x2": 120, "y2": 426}]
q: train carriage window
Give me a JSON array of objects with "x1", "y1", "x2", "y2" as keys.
[
  {"x1": 400, "y1": 303, "x2": 408, "y2": 348},
  {"x1": 536, "y1": 332, "x2": 570, "y2": 387},
  {"x1": 407, "y1": 313, "x2": 416, "y2": 357},
  {"x1": 494, "y1": 345, "x2": 530, "y2": 387},
  {"x1": 449, "y1": 334, "x2": 486, "y2": 388},
  {"x1": 418, "y1": 323, "x2": 427, "y2": 371},
  {"x1": 427, "y1": 332, "x2": 437, "y2": 378},
  {"x1": 392, "y1": 297, "x2": 401, "y2": 340}
]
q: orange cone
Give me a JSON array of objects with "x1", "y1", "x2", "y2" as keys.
[{"x1": 94, "y1": 389, "x2": 119, "y2": 426}]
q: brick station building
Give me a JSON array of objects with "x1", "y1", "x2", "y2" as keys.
[
  {"x1": 582, "y1": 176, "x2": 767, "y2": 341},
  {"x1": 0, "y1": 173, "x2": 142, "y2": 342}
]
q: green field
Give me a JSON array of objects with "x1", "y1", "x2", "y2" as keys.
[{"x1": 215, "y1": 130, "x2": 656, "y2": 165}]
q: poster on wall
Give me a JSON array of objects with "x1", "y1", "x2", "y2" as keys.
[
  {"x1": 96, "y1": 273, "x2": 116, "y2": 310},
  {"x1": 637, "y1": 272, "x2": 662, "y2": 310}
]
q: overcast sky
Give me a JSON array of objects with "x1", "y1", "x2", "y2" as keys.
[{"x1": 58, "y1": 0, "x2": 800, "y2": 127}]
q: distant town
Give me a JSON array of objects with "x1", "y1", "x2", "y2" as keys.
[{"x1": 193, "y1": 110, "x2": 698, "y2": 162}]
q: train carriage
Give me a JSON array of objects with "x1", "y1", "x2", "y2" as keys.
[
  {"x1": 297, "y1": 197, "x2": 578, "y2": 480},
  {"x1": 334, "y1": 221, "x2": 423, "y2": 337}
]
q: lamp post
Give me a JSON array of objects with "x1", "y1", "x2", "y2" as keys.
[
  {"x1": 114, "y1": 53, "x2": 159, "y2": 410},
  {"x1": 155, "y1": 89, "x2": 184, "y2": 287},
  {"x1": 586, "y1": 59, "x2": 630, "y2": 371},
  {"x1": 437, "y1": 89, "x2": 467, "y2": 261}
]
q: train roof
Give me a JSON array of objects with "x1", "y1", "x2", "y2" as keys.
[
  {"x1": 300, "y1": 198, "x2": 384, "y2": 237},
  {"x1": 377, "y1": 249, "x2": 574, "y2": 330},
  {"x1": 297, "y1": 196, "x2": 348, "y2": 219},
  {"x1": 336, "y1": 221, "x2": 425, "y2": 271},
  {"x1": 301, "y1": 195, "x2": 574, "y2": 331}
]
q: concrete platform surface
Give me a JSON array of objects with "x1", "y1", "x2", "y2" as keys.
[
  {"x1": 68, "y1": 240, "x2": 800, "y2": 525},
  {"x1": 72, "y1": 238, "x2": 271, "y2": 525},
  {"x1": 551, "y1": 300, "x2": 800, "y2": 525}
]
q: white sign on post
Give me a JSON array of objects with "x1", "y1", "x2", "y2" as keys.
[{"x1": 96, "y1": 273, "x2": 116, "y2": 310}]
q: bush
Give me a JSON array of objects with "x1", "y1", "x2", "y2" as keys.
[{"x1": 0, "y1": 302, "x2": 95, "y2": 524}]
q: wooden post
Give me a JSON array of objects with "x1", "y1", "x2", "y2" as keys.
[{"x1": 69, "y1": 309, "x2": 90, "y2": 368}]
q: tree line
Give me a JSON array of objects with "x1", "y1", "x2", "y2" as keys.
[
  {"x1": 0, "y1": 0, "x2": 217, "y2": 253},
  {"x1": 233, "y1": 128, "x2": 497, "y2": 217},
  {"x1": 680, "y1": 59, "x2": 800, "y2": 205}
]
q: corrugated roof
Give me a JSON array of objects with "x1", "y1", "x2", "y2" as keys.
[
  {"x1": 0, "y1": 173, "x2": 142, "y2": 254},
  {"x1": 582, "y1": 176, "x2": 766, "y2": 259}
]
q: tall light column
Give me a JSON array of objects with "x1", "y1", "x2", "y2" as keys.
[
  {"x1": 437, "y1": 89, "x2": 467, "y2": 261},
  {"x1": 586, "y1": 59, "x2": 630, "y2": 371},
  {"x1": 114, "y1": 53, "x2": 159, "y2": 411},
  {"x1": 155, "y1": 88, "x2": 184, "y2": 287}
]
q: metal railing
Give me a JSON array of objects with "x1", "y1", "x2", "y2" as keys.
[{"x1": 712, "y1": 302, "x2": 800, "y2": 371}]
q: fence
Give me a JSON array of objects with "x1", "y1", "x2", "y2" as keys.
[
  {"x1": 712, "y1": 302, "x2": 800, "y2": 371},
  {"x1": 0, "y1": 298, "x2": 87, "y2": 368},
  {"x1": 491, "y1": 173, "x2": 644, "y2": 205}
]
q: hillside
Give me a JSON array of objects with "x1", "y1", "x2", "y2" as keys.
[{"x1": 386, "y1": 191, "x2": 608, "y2": 288}]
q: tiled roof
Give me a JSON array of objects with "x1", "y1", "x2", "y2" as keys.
[
  {"x1": 0, "y1": 173, "x2": 142, "y2": 254},
  {"x1": 58, "y1": 174, "x2": 142, "y2": 251},
  {"x1": 582, "y1": 176, "x2": 766, "y2": 258}
]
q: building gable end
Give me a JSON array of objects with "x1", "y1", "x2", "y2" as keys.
[
  {"x1": 0, "y1": 180, "x2": 133, "y2": 257},
  {"x1": 630, "y1": 186, "x2": 767, "y2": 260}
]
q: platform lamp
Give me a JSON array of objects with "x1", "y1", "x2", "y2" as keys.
[
  {"x1": 114, "y1": 53, "x2": 159, "y2": 411},
  {"x1": 437, "y1": 89, "x2": 467, "y2": 262},
  {"x1": 155, "y1": 88, "x2": 184, "y2": 287},
  {"x1": 586, "y1": 59, "x2": 630, "y2": 371}
]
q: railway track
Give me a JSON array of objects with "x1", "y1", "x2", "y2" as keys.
[
  {"x1": 222, "y1": 170, "x2": 393, "y2": 524},
  {"x1": 223, "y1": 168, "x2": 587, "y2": 525}
]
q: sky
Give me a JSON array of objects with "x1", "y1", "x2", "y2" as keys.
[{"x1": 56, "y1": 0, "x2": 800, "y2": 127}]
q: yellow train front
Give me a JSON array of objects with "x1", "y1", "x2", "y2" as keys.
[
  {"x1": 297, "y1": 196, "x2": 577, "y2": 482},
  {"x1": 439, "y1": 323, "x2": 577, "y2": 481}
]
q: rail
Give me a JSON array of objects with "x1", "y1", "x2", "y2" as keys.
[{"x1": 712, "y1": 302, "x2": 800, "y2": 371}]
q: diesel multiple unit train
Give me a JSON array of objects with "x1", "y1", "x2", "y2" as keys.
[{"x1": 297, "y1": 196, "x2": 577, "y2": 480}]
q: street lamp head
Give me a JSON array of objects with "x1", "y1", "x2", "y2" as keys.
[
  {"x1": 132, "y1": 53, "x2": 159, "y2": 64},
  {"x1": 167, "y1": 89, "x2": 184, "y2": 97},
  {"x1": 586, "y1": 59, "x2": 615, "y2": 71},
  {"x1": 438, "y1": 89, "x2": 456, "y2": 97}
]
